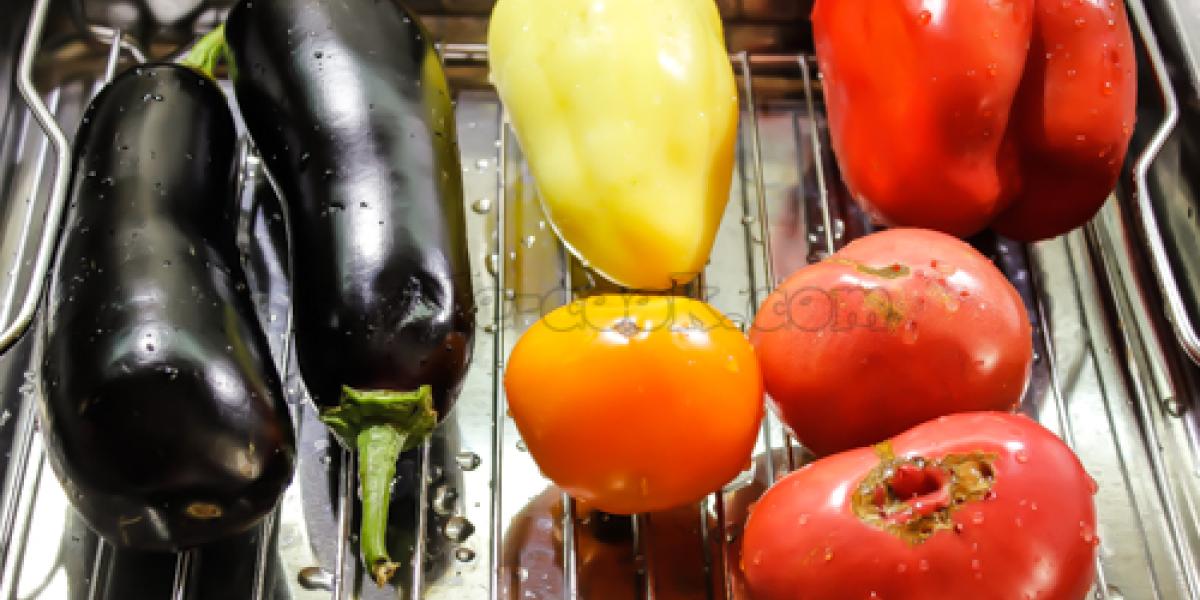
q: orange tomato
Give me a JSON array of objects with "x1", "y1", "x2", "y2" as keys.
[{"x1": 504, "y1": 295, "x2": 764, "y2": 514}]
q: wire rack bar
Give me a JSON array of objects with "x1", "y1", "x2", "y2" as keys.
[
  {"x1": 87, "y1": 540, "x2": 109, "y2": 600},
  {"x1": 1028, "y1": 248, "x2": 1114, "y2": 600},
  {"x1": 333, "y1": 448, "x2": 355, "y2": 600},
  {"x1": 734, "y1": 51, "x2": 778, "y2": 488},
  {"x1": 0, "y1": 8, "x2": 118, "y2": 576},
  {"x1": 171, "y1": 550, "x2": 193, "y2": 600},
  {"x1": 632, "y1": 513, "x2": 655, "y2": 600},
  {"x1": 1121, "y1": 0, "x2": 1194, "y2": 366},
  {"x1": 488, "y1": 110, "x2": 510, "y2": 600},
  {"x1": 411, "y1": 439, "x2": 434, "y2": 597},
  {"x1": 560, "y1": 493, "x2": 580, "y2": 600},
  {"x1": 1063, "y1": 229, "x2": 1171, "y2": 598},
  {"x1": 1, "y1": 0, "x2": 74, "y2": 354}
]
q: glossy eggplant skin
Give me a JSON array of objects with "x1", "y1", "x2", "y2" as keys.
[
  {"x1": 38, "y1": 64, "x2": 295, "y2": 552},
  {"x1": 222, "y1": 0, "x2": 475, "y2": 420}
]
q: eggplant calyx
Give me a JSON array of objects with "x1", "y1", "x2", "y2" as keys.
[
  {"x1": 181, "y1": 24, "x2": 228, "y2": 80},
  {"x1": 851, "y1": 448, "x2": 997, "y2": 545},
  {"x1": 320, "y1": 385, "x2": 438, "y2": 586}
]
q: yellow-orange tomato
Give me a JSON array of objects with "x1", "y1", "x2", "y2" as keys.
[{"x1": 504, "y1": 295, "x2": 764, "y2": 514}]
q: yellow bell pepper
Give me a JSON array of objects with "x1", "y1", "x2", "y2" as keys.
[{"x1": 488, "y1": 0, "x2": 738, "y2": 290}]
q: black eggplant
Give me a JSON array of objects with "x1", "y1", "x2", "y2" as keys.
[
  {"x1": 38, "y1": 63, "x2": 295, "y2": 551},
  {"x1": 189, "y1": 0, "x2": 475, "y2": 583}
]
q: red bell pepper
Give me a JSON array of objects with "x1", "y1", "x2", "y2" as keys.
[{"x1": 812, "y1": 0, "x2": 1137, "y2": 241}]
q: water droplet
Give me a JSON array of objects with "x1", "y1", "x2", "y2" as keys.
[
  {"x1": 1066, "y1": 68, "x2": 1078, "y2": 78},
  {"x1": 313, "y1": 50, "x2": 324, "y2": 59},
  {"x1": 1102, "y1": 81, "x2": 1114, "y2": 95},
  {"x1": 297, "y1": 566, "x2": 334, "y2": 591},
  {"x1": 475, "y1": 158, "x2": 489, "y2": 170},
  {"x1": 517, "y1": 567, "x2": 530, "y2": 582},
  {"x1": 797, "y1": 513, "x2": 809, "y2": 526},
  {"x1": 162, "y1": 260, "x2": 171, "y2": 268},
  {"x1": 896, "y1": 562, "x2": 908, "y2": 574},
  {"x1": 1075, "y1": 134, "x2": 1088, "y2": 143},
  {"x1": 486, "y1": 253, "x2": 500, "y2": 277},
  {"x1": 444, "y1": 516, "x2": 475, "y2": 542},
  {"x1": 918, "y1": 559, "x2": 930, "y2": 572},
  {"x1": 1074, "y1": 16, "x2": 1087, "y2": 28},
  {"x1": 823, "y1": 547, "x2": 834, "y2": 561},
  {"x1": 515, "y1": 439, "x2": 528, "y2": 452},
  {"x1": 1014, "y1": 450, "x2": 1029, "y2": 463},
  {"x1": 972, "y1": 512, "x2": 985, "y2": 524},
  {"x1": 471, "y1": 197, "x2": 492, "y2": 214},
  {"x1": 917, "y1": 10, "x2": 932, "y2": 24},
  {"x1": 522, "y1": 235, "x2": 536, "y2": 249},
  {"x1": 741, "y1": 215, "x2": 756, "y2": 226},
  {"x1": 454, "y1": 547, "x2": 476, "y2": 562},
  {"x1": 455, "y1": 451, "x2": 481, "y2": 471}
]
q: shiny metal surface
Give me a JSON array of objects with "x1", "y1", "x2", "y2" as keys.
[{"x1": 2, "y1": 0, "x2": 1200, "y2": 598}]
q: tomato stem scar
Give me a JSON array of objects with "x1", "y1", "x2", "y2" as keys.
[{"x1": 852, "y1": 445, "x2": 997, "y2": 544}]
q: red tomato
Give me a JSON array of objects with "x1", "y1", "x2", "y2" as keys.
[
  {"x1": 742, "y1": 412, "x2": 1099, "y2": 600},
  {"x1": 750, "y1": 228, "x2": 1032, "y2": 456},
  {"x1": 813, "y1": 0, "x2": 1136, "y2": 241}
]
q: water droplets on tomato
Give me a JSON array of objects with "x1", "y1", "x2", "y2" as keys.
[{"x1": 916, "y1": 10, "x2": 932, "y2": 25}]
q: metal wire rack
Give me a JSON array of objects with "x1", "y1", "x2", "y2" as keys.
[{"x1": 1, "y1": 0, "x2": 1199, "y2": 597}]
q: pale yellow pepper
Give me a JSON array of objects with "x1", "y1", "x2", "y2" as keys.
[{"x1": 488, "y1": 0, "x2": 738, "y2": 290}]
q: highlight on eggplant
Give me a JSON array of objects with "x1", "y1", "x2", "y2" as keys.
[
  {"x1": 189, "y1": 0, "x2": 476, "y2": 584},
  {"x1": 37, "y1": 59, "x2": 296, "y2": 551}
]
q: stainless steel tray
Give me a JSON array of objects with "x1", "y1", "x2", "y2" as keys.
[{"x1": 2, "y1": 0, "x2": 1200, "y2": 598}]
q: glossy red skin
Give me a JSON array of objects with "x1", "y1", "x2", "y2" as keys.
[
  {"x1": 813, "y1": 0, "x2": 1136, "y2": 241},
  {"x1": 750, "y1": 229, "x2": 1032, "y2": 456},
  {"x1": 992, "y1": 0, "x2": 1138, "y2": 241},
  {"x1": 813, "y1": 0, "x2": 1033, "y2": 237},
  {"x1": 742, "y1": 412, "x2": 1099, "y2": 600}
]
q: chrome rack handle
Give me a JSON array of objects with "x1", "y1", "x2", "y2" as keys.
[
  {"x1": 1124, "y1": 0, "x2": 1193, "y2": 363},
  {"x1": 1, "y1": 0, "x2": 74, "y2": 354}
]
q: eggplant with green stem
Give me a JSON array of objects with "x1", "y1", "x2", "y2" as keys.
[{"x1": 189, "y1": 0, "x2": 475, "y2": 584}]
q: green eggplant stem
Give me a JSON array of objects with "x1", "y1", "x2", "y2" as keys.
[
  {"x1": 320, "y1": 385, "x2": 437, "y2": 586},
  {"x1": 181, "y1": 24, "x2": 227, "y2": 79}
]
